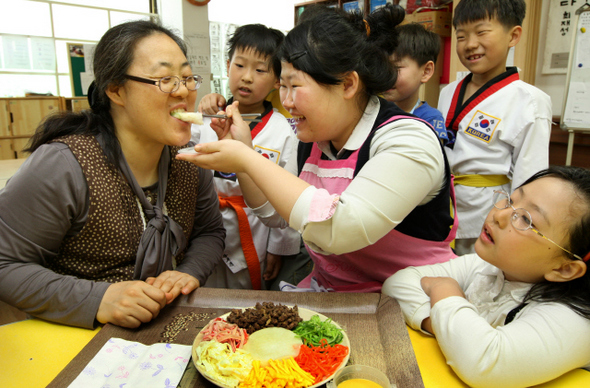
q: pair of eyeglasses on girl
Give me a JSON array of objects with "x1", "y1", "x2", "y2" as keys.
[
  {"x1": 124, "y1": 74, "x2": 203, "y2": 93},
  {"x1": 492, "y1": 190, "x2": 584, "y2": 261}
]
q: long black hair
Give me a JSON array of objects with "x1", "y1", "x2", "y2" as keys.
[
  {"x1": 25, "y1": 20, "x2": 187, "y2": 166},
  {"x1": 519, "y1": 166, "x2": 590, "y2": 319},
  {"x1": 277, "y1": 4, "x2": 405, "y2": 107}
]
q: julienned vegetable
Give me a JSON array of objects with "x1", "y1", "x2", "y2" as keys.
[
  {"x1": 294, "y1": 339, "x2": 349, "y2": 385},
  {"x1": 239, "y1": 358, "x2": 315, "y2": 388},
  {"x1": 200, "y1": 317, "x2": 248, "y2": 352},
  {"x1": 293, "y1": 314, "x2": 344, "y2": 347}
]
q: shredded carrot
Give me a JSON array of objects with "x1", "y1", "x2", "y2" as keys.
[
  {"x1": 294, "y1": 339, "x2": 349, "y2": 385},
  {"x1": 239, "y1": 358, "x2": 315, "y2": 388},
  {"x1": 200, "y1": 317, "x2": 249, "y2": 352}
]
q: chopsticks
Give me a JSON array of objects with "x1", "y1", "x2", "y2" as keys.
[{"x1": 202, "y1": 113, "x2": 262, "y2": 122}]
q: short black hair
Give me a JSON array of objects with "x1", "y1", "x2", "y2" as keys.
[
  {"x1": 227, "y1": 24, "x2": 284, "y2": 77},
  {"x1": 394, "y1": 23, "x2": 440, "y2": 66},
  {"x1": 453, "y1": 0, "x2": 526, "y2": 29}
]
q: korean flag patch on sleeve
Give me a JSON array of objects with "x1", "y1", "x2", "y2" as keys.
[
  {"x1": 465, "y1": 110, "x2": 501, "y2": 143},
  {"x1": 254, "y1": 145, "x2": 281, "y2": 164}
]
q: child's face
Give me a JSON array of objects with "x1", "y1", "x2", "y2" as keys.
[
  {"x1": 455, "y1": 17, "x2": 520, "y2": 82},
  {"x1": 474, "y1": 177, "x2": 580, "y2": 283},
  {"x1": 279, "y1": 61, "x2": 355, "y2": 147},
  {"x1": 382, "y1": 55, "x2": 426, "y2": 106},
  {"x1": 227, "y1": 48, "x2": 278, "y2": 113}
]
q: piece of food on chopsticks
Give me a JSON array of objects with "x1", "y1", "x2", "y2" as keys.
[
  {"x1": 293, "y1": 314, "x2": 344, "y2": 347},
  {"x1": 200, "y1": 317, "x2": 248, "y2": 352},
  {"x1": 239, "y1": 358, "x2": 315, "y2": 388},
  {"x1": 242, "y1": 327, "x2": 302, "y2": 366},
  {"x1": 226, "y1": 302, "x2": 303, "y2": 334},
  {"x1": 194, "y1": 340, "x2": 253, "y2": 387},
  {"x1": 171, "y1": 108, "x2": 203, "y2": 125},
  {"x1": 294, "y1": 338, "x2": 350, "y2": 385}
]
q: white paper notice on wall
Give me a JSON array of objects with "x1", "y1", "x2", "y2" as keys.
[
  {"x1": 31, "y1": 37, "x2": 55, "y2": 71},
  {"x1": 563, "y1": 81, "x2": 590, "y2": 126},
  {"x1": 543, "y1": 1, "x2": 579, "y2": 75},
  {"x1": 561, "y1": 6, "x2": 590, "y2": 131}
]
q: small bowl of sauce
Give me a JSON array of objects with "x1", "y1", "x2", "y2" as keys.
[{"x1": 327, "y1": 365, "x2": 391, "y2": 388}]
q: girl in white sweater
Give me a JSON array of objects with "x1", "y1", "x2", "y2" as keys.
[{"x1": 383, "y1": 165, "x2": 590, "y2": 388}]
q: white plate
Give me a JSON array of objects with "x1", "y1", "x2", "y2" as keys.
[{"x1": 192, "y1": 306, "x2": 351, "y2": 388}]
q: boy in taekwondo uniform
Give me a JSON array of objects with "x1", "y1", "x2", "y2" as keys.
[
  {"x1": 438, "y1": 0, "x2": 552, "y2": 255},
  {"x1": 192, "y1": 24, "x2": 300, "y2": 289}
]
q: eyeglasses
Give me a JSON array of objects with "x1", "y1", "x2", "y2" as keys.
[
  {"x1": 492, "y1": 190, "x2": 583, "y2": 261},
  {"x1": 124, "y1": 74, "x2": 203, "y2": 93}
]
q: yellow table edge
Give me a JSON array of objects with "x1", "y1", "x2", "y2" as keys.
[
  {"x1": 407, "y1": 326, "x2": 590, "y2": 387},
  {"x1": 0, "y1": 319, "x2": 100, "y2": 387}
]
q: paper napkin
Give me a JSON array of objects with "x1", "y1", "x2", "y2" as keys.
[{"x1": 68, "y1": 337, "x2": 192, "y2": 388}]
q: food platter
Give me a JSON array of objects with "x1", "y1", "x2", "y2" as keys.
[{"x1": 192, "y1": 306, "x2": 351, "y2": 388}]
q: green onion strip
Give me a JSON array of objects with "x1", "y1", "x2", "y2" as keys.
[{"x1": 293, "y1": 314, "x2": 344, "y2": 347}]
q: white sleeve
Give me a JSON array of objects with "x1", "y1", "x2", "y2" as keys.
[
  {"x1": 509, "y1": 90, "x2": 552, "y2": 188},
  {"x1": 290, "y1": 118, "x2": 445, "y2": 255},
  {"x1": 250, "y1": 140, "x2": 298, "y2": 229},
  {"x1": 382, "y1": 253, "x2": 485, "y2": 333},
  {"x1": 266, "y1": 226, "x2": 301, "y2": 256},
  {"x1": 264, "y1": 120, "x2": 302, "y2": 256},
  {"x1": 432, "y1": 298, "x2": 590, "y2": 388}
]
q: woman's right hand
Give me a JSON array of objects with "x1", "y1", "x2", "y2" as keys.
[
  {"x1": 96, "y1": 281, "x2": 167, "y2": 328},
  {"x1": 209, "y1": 101, "x2": 253, "y2": 146},
  {"x1": 197, "y1": 93, "x2": 226, "y2": 115}
]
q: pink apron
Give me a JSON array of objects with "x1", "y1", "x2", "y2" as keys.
[{"x1": 298, "y1": 129, "x2": 458, "y2": 293}]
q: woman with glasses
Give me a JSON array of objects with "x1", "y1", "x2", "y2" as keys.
[
  {"x1": 383, "y1": 165, "x2": 590, "y2": 387},
  {"x1": 0, "y1": 20, "x2": 225, "y2": 329}
]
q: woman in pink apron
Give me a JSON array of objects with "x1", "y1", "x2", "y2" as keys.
[{"x1": 178, "y1": 5, "x2": 458, "y2": 292}]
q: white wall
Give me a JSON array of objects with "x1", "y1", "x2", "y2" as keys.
[
  {"x1": 207, "y1": 0, "x2": 298, "y2": 32},
  {"x1": 535, "y1": 0, "x2": 568, "y2": 116}
]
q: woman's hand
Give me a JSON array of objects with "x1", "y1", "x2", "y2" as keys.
[
  {"x1": 176, "y1": 138, "x2": 258, "y2": 174},
  {"x1": 96, "y1": 281, "x2": 167, "y2": 328},
  {"x1": 145, "y1": 270, "x2": 200, "y2": 304},
  {"x1": 420, "y1": 276, "x2": 464, "y2": 307},
  {"x1": 209, "y1": 101, "x2": 253, "y2": 145}
]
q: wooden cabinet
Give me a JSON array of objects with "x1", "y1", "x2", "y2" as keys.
[
  {"x1": 0, "y1": 97, "x2": 61, "y2": 160},
  {"x1": 0, "y1": 103, "x2": 12, "y2": 160},
  {"x1": 63, "y1": 97, "x2": 90, "y2": 113},
  {"x1": 0, "y1": 97, "x2": 89, "y2": 160}
]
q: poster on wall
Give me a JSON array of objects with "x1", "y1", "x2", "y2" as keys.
[
  {"x1": 209, "y1": 21, "x2": 238, "y2": 100},
  {"x1": 543, "y1": 0, "x2": 580, "y2": 75}
]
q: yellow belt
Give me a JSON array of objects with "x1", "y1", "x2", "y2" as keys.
[{"x1": 453, "y1": 174, "x2": 510, "y2": 187}]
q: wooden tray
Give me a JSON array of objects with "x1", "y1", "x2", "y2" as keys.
[{"x1": 47, "y1": 288, "x2": 423, "y2": 388}]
